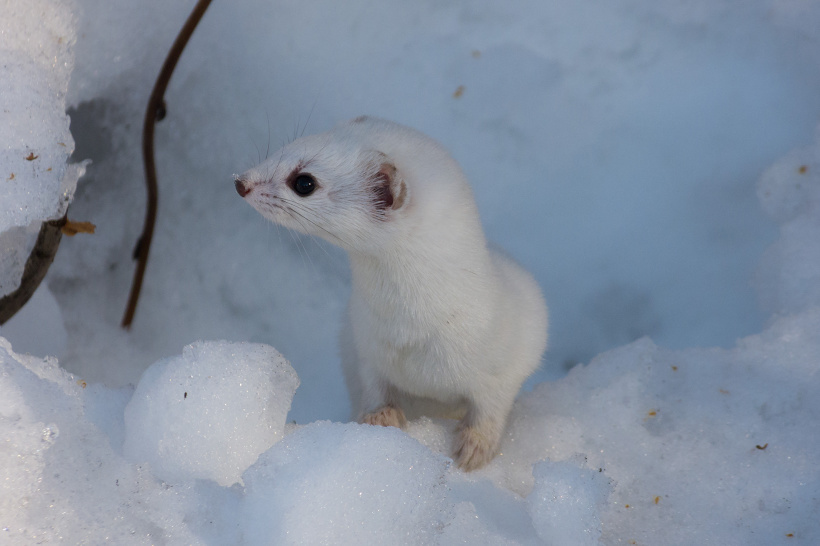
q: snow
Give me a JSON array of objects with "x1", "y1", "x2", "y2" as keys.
[
  {"x1": 0, "y1": 0, "x2": 84, "y2": 295},
  {"x1": 755, "y1": 139, "x2": 820, "y2": 316},
  {"x1": 241, "y1": 422, "x2": 451, "y2": 545},
  {"x1": 527, "y1": 457, "x2": 610, "y2": 545},
  {"x1": 123, "y1": 341, "x2": 299, "y2": 486},
  {"x1": 2, "y1": 0, "x2": 820, "y2": 544}
]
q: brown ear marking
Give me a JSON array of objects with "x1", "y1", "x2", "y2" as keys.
[{"x1": 372, "y1": 162, "x2": 406, "y2": 213}]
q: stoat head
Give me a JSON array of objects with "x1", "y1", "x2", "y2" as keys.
[{"x1": 234, "y1": 122, "x2": 410, "y2": 253}]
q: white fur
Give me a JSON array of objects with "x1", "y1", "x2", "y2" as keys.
[{"x1": 236, "y1": 116, "x2": 548, "y2": 470}]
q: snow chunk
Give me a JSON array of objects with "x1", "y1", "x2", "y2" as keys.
[
  {"x1": 526, "y1": 456, "x2": 611, "y2": 545},
  {"x1": 0, "y1": 337, "x2": 202, "y2": 544},
  {"x1": 240, "y1": 421, "x2": 451, "y2": 545},
  {"x1": 0, "y1": 0, "x2": 82, "y2": 231},
  {"x1": 124, "y1": 341, "x2": 299, "y2": 486},
  {"x1": 0, "y1": 0, "x2": 85, "y2": 296}
]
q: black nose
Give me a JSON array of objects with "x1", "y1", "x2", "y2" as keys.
[{"x1": 235, "y1": 177, "x2": 251, "y2": 197}]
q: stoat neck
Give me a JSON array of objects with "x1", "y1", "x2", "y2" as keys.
[{"x1": 347, "y1": 225, "x2": 494, "y2": 325}]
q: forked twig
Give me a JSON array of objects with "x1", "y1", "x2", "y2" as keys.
[{"x1": 121, "y1": 0, "x2": 213, "y2": 328}]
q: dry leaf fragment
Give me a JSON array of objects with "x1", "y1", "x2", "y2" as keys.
[
  {"x1": 798, "y1": 165, "x2": 808, "y2": 174},
  {"x1": 62, "y1": 220, "x2": 96, "y2": 236},
  {"x1": 7, "y1": 173, "x2": 14, "y2": 180},
  {"x1": 453, "y1": 85, "x2": 465, "y2": 98},
  {"x1": 756, "y1": 443, "x2": 768, "y2": 450},
  {"x1": 25, "y1": 152, "x2": 38, "y2": 161}
]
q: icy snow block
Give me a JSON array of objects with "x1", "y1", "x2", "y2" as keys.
[
  {"x1": 240, "y1": 421, "x2": 451, "y2": 546},
  {"x1": 0, "y1": 0, "x2": 81, "y2": 234},
  {"x1": 526, "y1": 457, "x2": 611, "y2": 545},
  {"x1": 124, "y1": 341, "x2": 299, "y2": 486},
  {"x1": 0, "y1": 0, "x2": 86, "y2": 298}
]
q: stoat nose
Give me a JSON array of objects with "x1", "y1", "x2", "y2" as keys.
[{"x1": 234, "y1": 177, "x2": 251, "y2": 197}]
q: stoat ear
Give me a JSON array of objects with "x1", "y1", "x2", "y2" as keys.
[{"x1": 371, "y1": 160, "x2": 408, "y2": 215}]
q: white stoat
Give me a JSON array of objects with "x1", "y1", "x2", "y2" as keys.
[{"x1": 235, "y1": 116, "x2": 548, "y2": 470}]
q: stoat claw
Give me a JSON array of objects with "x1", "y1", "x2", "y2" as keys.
[
  {"x1": 361, "y1": 405, "x2": 407, "y2": 428},
  {"x1": 454, "y1": 425, "x2": 497, "y2": 471}
]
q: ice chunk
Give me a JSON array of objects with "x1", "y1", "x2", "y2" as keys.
[
  {"x1": 0, "y1": 0, "x2": 81, "y2": 234},
  {"x1": 0, "y1": 0, "x2": 85, "y2": 299},
  {"x1": 240, "y1": 421, "x2": 451, "y2": 545},
  {"x1": 526, "y1": 456, "x2": 611, "y2": 545},
  {"x1": 123, "y1": 341, "x2": 299, "y2": 486}
]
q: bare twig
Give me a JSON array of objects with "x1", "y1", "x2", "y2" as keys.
[
  {"x1": 0, "y1": 216, "x2": 67, "y2": 325},
  {"x1": 121, "y1": 0, "x2": 213, "y2": 328}
]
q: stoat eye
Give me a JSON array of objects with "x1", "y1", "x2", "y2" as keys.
[{"x1": 292, "y1": 174, "x2": 317, "y2": 196}]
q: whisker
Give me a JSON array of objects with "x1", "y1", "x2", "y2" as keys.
[
  {"x1": 283, "y1": 211, "x2": 312, "y2": 270},
  {"x1": 281, "y1": 201, "x2": 350, "y2": 248},
  {"x1": 265, "y1": 111, "x2": 272, "y2": 160},
  {"x1": 301, "y1": 99, "x2": 317, "y2": 138}
]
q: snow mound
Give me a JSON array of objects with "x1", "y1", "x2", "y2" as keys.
[
  {"x1": 241, "y1": 421, "x2": 451, "y2": 545},
  {"x1": 516, "y1": 312, "x2": 820, "y2": 544},
  {"x1": 0, "y1": 338, "x2": 200, "y2": 544},
  {"x1": 1, "y1": 307, "x2": 819, "y2": 543},
  {"x1": 124, "y1": 341, "x2": 299, "y2": 486}
]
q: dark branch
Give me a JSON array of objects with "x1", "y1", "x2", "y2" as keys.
[
  {"x1": 121, "y1": 0, "x2": 213, "y2": 328},
  {"x1": 0, "y1": 216, "x2": 67, "y2": 325}
]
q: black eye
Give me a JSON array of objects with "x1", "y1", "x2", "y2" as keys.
[{"x1": 293, "y1": 174, "x2": 316, "y2": 196}]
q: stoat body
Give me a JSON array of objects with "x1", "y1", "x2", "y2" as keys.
[{"x1": 235, "y1": 116, "x2": 548, "y2": 470}]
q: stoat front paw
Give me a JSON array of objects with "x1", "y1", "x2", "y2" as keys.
[
  {"x1": 360, "y1": 405, "x2": 407, "y2": 428},
  {"x1": 454, "y1": 425, "x2": 498, "y2": 471}
]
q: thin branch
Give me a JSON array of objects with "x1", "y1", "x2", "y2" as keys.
[
  {"x1": 0, "y1": 216, "x2": 67, "y2": 325},
  {"x1": 121, "y1": 0, "x2": 213, "y2": 328}
]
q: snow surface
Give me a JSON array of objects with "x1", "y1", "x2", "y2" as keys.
[
  {"x1": 2, "y1": 0, "x2": 820, "y2": 544},
  {"x1": 123, "y1": 341, "x2": 299, "y2": 487},
  {"x1": 0, "y1": 0, "x2": 84, "y2": 295}
]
